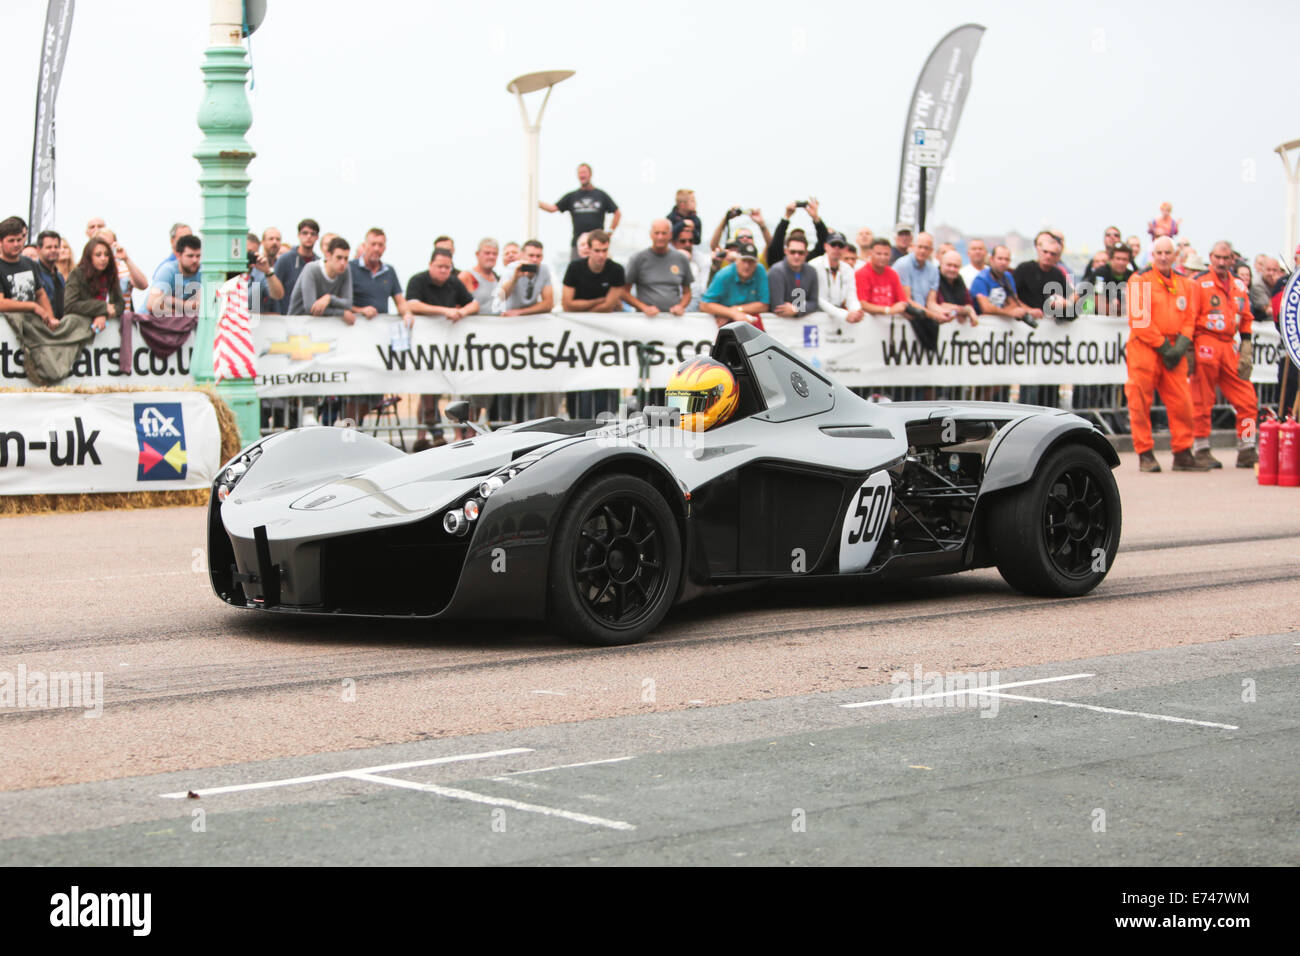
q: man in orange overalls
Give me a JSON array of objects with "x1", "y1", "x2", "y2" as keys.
[
  {"x1": 1126, "y1": 236, "x2": 1207, "y2": 472},
  {"x1": 1189, "y1": 240, "x2": 1258, "y2": 468}
]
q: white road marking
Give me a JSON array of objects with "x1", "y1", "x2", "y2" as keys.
[
  {"x1": 531, "y1": 689, "x2": 566, "y2": 696},
  {"x1": 345, "y1": 771, "x2": 636, "y2": 831},
  {"x1": 841, "y1": 673, "x2": 1094, "y2": 708},
  {"x1": 158, "y1": 748, "x2": 533, "y2": 799},
  {"x1": 493, "y1": 756, "x2": 634, "y2": 778},
  {"x1": 971, "y1": 691, "x2": 1239, "y2": 730}
]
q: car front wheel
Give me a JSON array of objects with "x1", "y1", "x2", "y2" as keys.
[{"x1": 548, "y1": 474, "x2": 682, "y2": 645}]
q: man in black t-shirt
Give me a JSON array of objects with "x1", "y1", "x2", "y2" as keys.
[
  {"x1": 1013, "y1": 231, "x2": 1076, "y2": 321},
  {"x1": 405, "y1": 249, "x2": 478, "y2": 321},
  {"x1": 0, "y1": 216, "x2": 56, "y2": 329},
  {"x1": 540, "y1": 163, "x2": 620, "y2": 252},
  {"x1": 1091, "y1": 244, "x2": 1135, "y2": 317},
  {"x1": 561, "y1": 230, "x2": 625, "y2": 312}
]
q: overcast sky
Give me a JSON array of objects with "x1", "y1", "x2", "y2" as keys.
[{"x1": 4, "y1": 0, "x2": 1298, "y2": 279}]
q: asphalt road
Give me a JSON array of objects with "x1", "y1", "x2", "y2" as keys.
[
  {"x1": 0, "y1": 451, "x2": 1297, "y2": 864},
  {"x1": 0, "y1": 636, "x2": 1294, "y2": 865}
]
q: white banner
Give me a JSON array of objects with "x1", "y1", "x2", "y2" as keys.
[
  {"x1": 248, "y1": 311, "x2": 1285, "y2": 395},
  {"x1": 0, "y1": 310, "x2": 1284, "y2": 394},
  {"x1": 0, "y1": 320, "x2": 194, "y2": 386},
  {"x1": 0, "y1": 391, "x2": 221, "y2": 495}
]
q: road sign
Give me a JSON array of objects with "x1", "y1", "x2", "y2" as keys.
[
  {"x1": 914, "y1": 147, "x2": 943, "y2": 167},
  {"x1": 913, "y1": 127, "x2": 942, "y2": 147}
]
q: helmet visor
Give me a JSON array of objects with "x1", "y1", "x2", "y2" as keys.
[{"x1": 666, "y1": 384, "x2": 722, "y2": 415}]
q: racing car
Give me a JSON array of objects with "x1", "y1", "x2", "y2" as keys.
[{"x1": 207, "y1": 321, "x2": 1122, "y2": 645}]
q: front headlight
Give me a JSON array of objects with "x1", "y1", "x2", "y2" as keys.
[{"x1": 215, "y1": 445, "x2": 264, "y2": 502}]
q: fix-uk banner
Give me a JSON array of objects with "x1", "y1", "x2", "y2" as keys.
[
  {"x1": 0, "y1": 391, "x2": 221, "y2": 495},
  {"x1": 250, "y1": 312, "x2": 1284, "y2": 395},
  {"x1": 28, "y1": 0, "x2": 76, "y2": 233},
  {"x1": 894, "y1": 23, "x2": 985, "y2": 230}
]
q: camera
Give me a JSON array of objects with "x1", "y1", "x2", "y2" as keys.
[
  {"x1": 727, "y1": 206, "x2": 743, "y2": 220},
  {"x1": 518, "y1": 263, "x2": 538, "y2": 275},
  {"x1": 795, "y1": 200, "x2": 809, "y2": 208},
  {"x1": 246, "y1": 250, "x2": 259, "y2": 270}
]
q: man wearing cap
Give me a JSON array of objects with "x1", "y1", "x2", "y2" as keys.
[
  {"x1": 701, "y1": 241, "x2": 769, "y2": 330},
  {"x1": 810, "y1": 231, "x2": 863, "y2": 323},
  {"x1": 1189, "y1": 240, "x2": 1258, "y2": 468},
  {"x1": 890, "y1": 223, "x2": 913, "y2": 264},
  {"x1": 768, "y1": 231, "x2": 820, "y2": 318}
]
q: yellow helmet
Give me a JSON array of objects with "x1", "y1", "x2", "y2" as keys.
[{"x1": 666, "y1": 356, "x2": 739, "y2": 431}]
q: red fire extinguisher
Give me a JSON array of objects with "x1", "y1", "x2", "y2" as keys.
[
  {"x1": 1280, "y1": 417, "x2": 1300, "y2": 488},
  {"x1": 1258, "y1": 414, "x2": 1280, "y2": 485}
]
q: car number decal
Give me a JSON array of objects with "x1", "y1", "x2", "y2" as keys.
[{"x1": 839, "y1": 471, "x2": 892, "y2": 572}]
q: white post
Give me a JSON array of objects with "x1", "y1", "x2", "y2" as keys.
[
  {"x1": 1275, "y1": 141, "x2": 1300, "y2": 268},
  {"x1": 209, "y1": 0, "x2": 243, "y2": 46},
  {"x1": 525, "y1": 124, "x2": 538, "y2": 241},
  {"x1": 508, "y1": 73, "x2": 571, "y2": 243}
]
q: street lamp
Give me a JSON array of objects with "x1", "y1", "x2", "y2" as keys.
[
  {"x1": 507, "y1": 70, "x2": 574, "y2": 241},
  {"x1": 1276, "y1": 139, "x2": 1300, "y2": 267}
]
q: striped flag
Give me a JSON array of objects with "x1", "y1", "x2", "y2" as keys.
[{"x1": 214, "y1": 274, "x2": 256, "y2": 382}]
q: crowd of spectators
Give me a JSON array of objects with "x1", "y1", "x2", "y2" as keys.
[{"x1": 4, "y1": 183, "x2": 1297, "y2": 443}]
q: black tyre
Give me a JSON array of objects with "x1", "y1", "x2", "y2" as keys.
[
  {"x1": 986, "y1": 442, "x2": 1121, "y2": 597},
  {"x1": 548, "y1": 474, "x2": 682, "y2": 646}
]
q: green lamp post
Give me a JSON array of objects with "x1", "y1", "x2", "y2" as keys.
[{"x1": 193, "y1": 0, "x2": 263, "y2": 445}]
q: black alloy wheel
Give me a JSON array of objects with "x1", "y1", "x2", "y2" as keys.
[
  {"x1": 1042, "y1": 466, "x2": 1111, "y2": 578},
  {"x1": 549, "y1": 474, "x2": 682, "y2": 645},
  {"x1": 986, "y1": 442, "x2": 1122, "y2": 597}
]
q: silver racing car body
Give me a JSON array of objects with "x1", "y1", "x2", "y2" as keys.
[{"x1": 208, "y1": 322, "x2": 1121, "y2": 644}]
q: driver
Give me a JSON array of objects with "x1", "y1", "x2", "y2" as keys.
[{"x1": 665, "y1": 356, "x2": 738, "y2": 431}]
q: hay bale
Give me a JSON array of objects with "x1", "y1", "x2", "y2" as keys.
[{"x1": 0, "y1": 384, "x2": 243, "y2": 517}]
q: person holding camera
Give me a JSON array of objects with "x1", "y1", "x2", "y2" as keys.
[
  {"x1": 495, "y1": 239, "x2": 555, "y2": 316},
  {"x1": 709, "y1": 206, "x2": 771, "y2": 258},
  {"x1": 765, "y1": 198, "x2": 829, "y2": 266}
]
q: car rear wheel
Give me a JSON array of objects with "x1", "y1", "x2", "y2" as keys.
[
  {"x1": 548, "y1": 474, "x2": 682, "y2": 646},
  {"x1": 986, "y1": 442, "x2": 1121, "y2": 597}
]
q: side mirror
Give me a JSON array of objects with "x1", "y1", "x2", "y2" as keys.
[{"x1": 444, "y1": 400, "x2": 470, "y2": 424}]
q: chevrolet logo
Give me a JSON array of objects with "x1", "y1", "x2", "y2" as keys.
[{"x1": 267, "y1": 333, "x2": 331, "y2": 362}]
